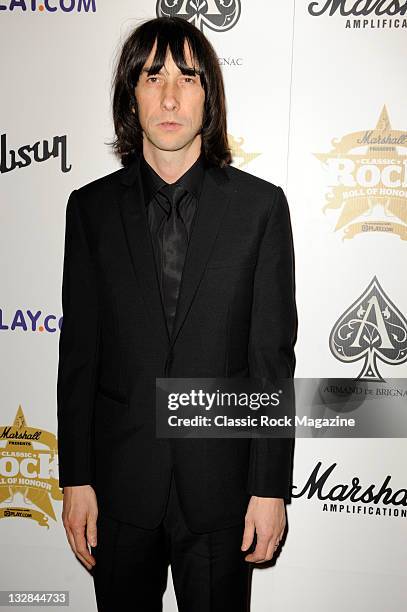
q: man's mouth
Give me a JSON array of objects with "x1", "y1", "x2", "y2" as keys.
[{"x1": 159, "y1": 121, "x2": 182, "y2": 131}]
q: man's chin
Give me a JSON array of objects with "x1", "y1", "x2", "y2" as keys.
[
  {"x1": 157, "y1": 143, "x2": 185, "y2": 152},
  {"x1": 145, "y1": 132, "x2": 199, "y2": 153}
]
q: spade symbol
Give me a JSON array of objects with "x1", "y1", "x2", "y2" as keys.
[{"x1": 329, "y1": 276, "x2": 407, "y2": 381}]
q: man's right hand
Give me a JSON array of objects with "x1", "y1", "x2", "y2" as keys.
[{"x1": 62, "y1": 484, "x2": 98, "y2": 571}]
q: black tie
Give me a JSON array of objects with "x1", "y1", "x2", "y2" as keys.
[{"x1": 155, "y1": 183, "x2": 189, "y2": 337}]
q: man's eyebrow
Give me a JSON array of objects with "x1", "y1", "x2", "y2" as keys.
[
  {"x1": 141, "y1": 66, "x2": 198, "y2": 75},
  {"x1": 141, "y1": 66, "x2": 168, "y2": 75}
]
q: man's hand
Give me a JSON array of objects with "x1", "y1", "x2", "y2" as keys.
[
  {"x1": 241, "y1": 496, "x2": 286, "y2": 563},
  {"x1": 62, "y1": 484, "x2": 98, "y2": 571}
]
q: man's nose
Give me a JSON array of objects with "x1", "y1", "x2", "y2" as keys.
[{"x1": 161, "y1": 82, "x2": 179, "y2": 111}]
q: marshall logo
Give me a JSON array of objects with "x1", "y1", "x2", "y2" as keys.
[
  {"x1": 228, "y1": 133, "x2": 260, "y2": 168},
  {"x1": 156, "y1": 0, "x2": 241, "y2": 33},
  {"x1": 330, "y1": 276, "x2": 407, "y2": 381},
  {"x1": 0, "y1": 406, "x2": 62, "y2": 528},
  {"x1": 293, "y1": 461, "x2": 407, "y2": 517},
  {"x1": 308, "y1": 0, "x2": 407, "y2": 28},
  {"x1": 314, "y1": 106, "x2": 407, "y2": 240}
]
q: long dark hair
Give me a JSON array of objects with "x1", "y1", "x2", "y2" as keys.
[{"x1": 110, "y1": 16, "x2": 231, "y2": 167}]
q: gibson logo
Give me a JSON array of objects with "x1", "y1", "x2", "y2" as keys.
[
  {"x1": 0, "y1": 133, "x2": 71, "y2": 175},
  {"x1": 156, "y1": 0, "x2": 241, "y2": 33},
  {"x1": 329, "y1": 276, "x2": 407, "y2": 381},
  {"x1": 293, "y1": 461, "x2": 407, "y2": 517}
]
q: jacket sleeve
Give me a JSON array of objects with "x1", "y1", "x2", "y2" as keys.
[
  {"x1": 57, "y1": 189, "x2": 101, "y2": 488},
  {"x1": 247, "y1": 185, "x2": 298, "y2": 501}
]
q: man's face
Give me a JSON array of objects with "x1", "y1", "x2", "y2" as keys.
[{"x1": 134, "y1": 39, "x2": 205, "y2": 154}]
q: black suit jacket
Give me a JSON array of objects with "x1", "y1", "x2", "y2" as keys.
[{"x1": 57, "y1": 152, "x2": 298, "y2": 533}]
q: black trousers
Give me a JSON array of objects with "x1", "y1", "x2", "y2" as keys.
[{"x1": 90, "y1": 470, "x2": 253, "y2": 611}]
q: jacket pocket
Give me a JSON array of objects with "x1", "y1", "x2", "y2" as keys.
[
  {"x1": 206, "y1": 256, "x2": 257, "y2": 270},
  {"x1": 96, "y1": 384, "x2": 128, "y2": 406}
]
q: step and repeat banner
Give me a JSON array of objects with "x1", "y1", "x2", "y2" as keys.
[{"x1": 1, "y1": 1, "x2": 406, "y2": 611}]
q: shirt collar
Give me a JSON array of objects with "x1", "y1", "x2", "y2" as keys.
[{"x1": 140, "y1": 152, "x2": 207, "y2": 206}]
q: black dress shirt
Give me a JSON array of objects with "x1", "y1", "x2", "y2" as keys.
[{"x1": 140, "y1": 152, "x2": 206, "y2": 336}]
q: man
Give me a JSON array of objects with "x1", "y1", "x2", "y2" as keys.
[{"x1": 57, "y1": 15, "x2": 297, "y2": 612}]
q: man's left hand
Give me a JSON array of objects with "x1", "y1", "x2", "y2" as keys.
[{"x1": 241, "y1": 496, "x2": 286, "y2": 563}]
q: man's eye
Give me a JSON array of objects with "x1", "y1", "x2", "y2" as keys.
[
  {"x1": 183, "y1": 77, "x2": 195, "y2": 83},
  {"x1": 147, "y1": 76, "x2": 159, "y2": 83}
]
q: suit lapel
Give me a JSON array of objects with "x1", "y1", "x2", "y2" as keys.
[
  {"x1": 118, "y1": 152, "x2": 232, "y2": 352},
  {"x1": 169, "y1": 165, "x2": 231, "y2": 347},
  {"x1": 118, "y1": 154, "x2": 170, "y2": 352}
]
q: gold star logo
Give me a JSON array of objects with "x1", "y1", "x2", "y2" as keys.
[
  {"x1": 0, "y1": 406, "x2": 62, "y2": 527},
  {"x1": 314, "y1": 105, "x2": 407, "y2": 240}
]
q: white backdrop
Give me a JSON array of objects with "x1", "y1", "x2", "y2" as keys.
[{"x1": 1, "y1": 1, "x2": 406, "y2": 610}]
